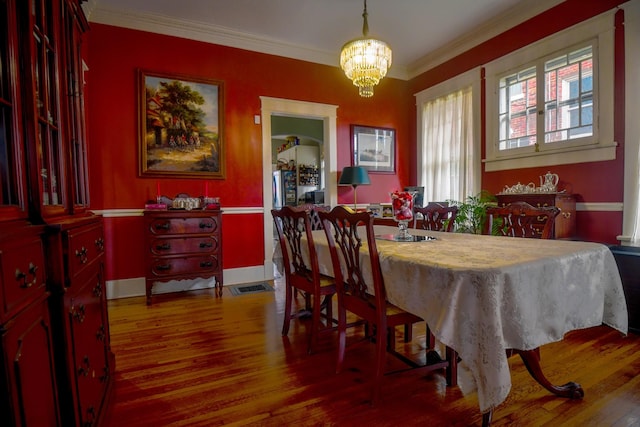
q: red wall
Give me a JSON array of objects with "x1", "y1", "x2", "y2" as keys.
[
  {"x1": 408, "y1": 0, "x2": 628, "y2": 244},
  {"x1": 85, "y1": 24, "x2": 411, "y2": 281}
]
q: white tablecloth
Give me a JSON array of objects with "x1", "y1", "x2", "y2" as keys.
[{"x1": 310, "y1": 225, "x2": 628, "y2": 413}]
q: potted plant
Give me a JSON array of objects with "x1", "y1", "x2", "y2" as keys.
[{"x1": 446, "y1": 190, "x2": 497, "y2": 234}]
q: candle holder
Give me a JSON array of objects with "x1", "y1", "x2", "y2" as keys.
[{"x1": 203, "y1": 196, "x2": 220, "y2": 210}]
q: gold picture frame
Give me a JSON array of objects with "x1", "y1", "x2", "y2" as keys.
[{"x1": 138, "y1": 70, "x2": 225, "y2": 179}]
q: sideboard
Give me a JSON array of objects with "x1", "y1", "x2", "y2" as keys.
[
  {"x1": 495, "y1": 193, "x2": 576, "y2": 239},
  {"x1": 144, "y1": 209, "x2": 223, "y2": 304}
]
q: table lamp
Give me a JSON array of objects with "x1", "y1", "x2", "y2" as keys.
[{"x1": 339, "y1": 166, "x2": 371, "y2": 210}]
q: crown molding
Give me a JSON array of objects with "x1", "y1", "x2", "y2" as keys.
[
  {"x1": 406, "y1": 0, "x2": 565, "y2": 79},
  {"x1": 89, "y1": 1, "x2": 566, "y2": 82},
  {"x1": 89, "y1": 5, "x2": 410, "y2": 80}
]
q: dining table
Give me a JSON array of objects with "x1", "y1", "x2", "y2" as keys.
[{"x1": 306, "y1": 224, "x2": 629, "y2": 424}]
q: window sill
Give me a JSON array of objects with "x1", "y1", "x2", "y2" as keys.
[{"x1": 483, "y1": 142, "x2": 617, "y2": 172}]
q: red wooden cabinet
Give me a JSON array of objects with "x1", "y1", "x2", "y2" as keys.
[
  {"x1": 1, "y1": 0, "x2": 113, "y2": 425},
  {"x1": 144, "y1": 209, "x2": 223, "y2": 304}
]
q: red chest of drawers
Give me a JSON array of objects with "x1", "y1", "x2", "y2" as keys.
[{"x1": 144, "y1": 209, "x2": 223, "y2": 304}]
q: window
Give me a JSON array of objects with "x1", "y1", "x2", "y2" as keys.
[
  {"x1": 415, "y1": 69, "x2": 480, "y2": 203},
  {"x1": 485, "y1": 12, "x2": 616, "y2": 171},
  {"x1": 497, "y1": 45, "x2": 594, "y2": 152}
]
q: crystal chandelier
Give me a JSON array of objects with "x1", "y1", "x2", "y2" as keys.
[{"x1": 339, "y1": 0, "x2": 392, "y2": 98}]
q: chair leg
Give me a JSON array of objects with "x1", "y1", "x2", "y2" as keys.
[
  {"x1": 304, "y1": 291, "x2": 312, "y2": 311},
  {"x1": 336, "y1": 307, "x2": 347, "y2": 374},
  {"x1": 319, "y1": 294, "x2": 334, "y2": 324},
  {"x1": 387, "y1": 327, "x2": 395, "y2": 350},
  {"x1": 404, "y1": 323, "x2": 413, "y2": 342},
  {"x1": 308, "y1": 294, "x2": 322, "y2": 354},
  {"x1": 426, "y1": 324, "x2": 436, "y2": 349},
  {"x1": 281, "y1": 283, "x2": 293, "y2": 336},
  {"x1": 446, "y1": 346, "x2": 458, "y2": 387},
  {"x1": 371, "y1": 324, "x2": 387, "y2": 406}
]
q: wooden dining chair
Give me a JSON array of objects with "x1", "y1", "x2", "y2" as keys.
[
  {"x1": 318, "y1": 205, "x2": 453, "y2": 404},
  {"x1": 413, "y1": 203, "x2": 458, "y2": 232},
  {"x1": 484, "y1": 201, "x2": 560, "y2": 239},
  {"x1": 271, "y1": 206, "x2": 336, "y2": 354}
]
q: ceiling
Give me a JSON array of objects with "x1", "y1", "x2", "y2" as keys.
[{"x1": 85, "y1": 0, "x2": 563, "y2": 80}]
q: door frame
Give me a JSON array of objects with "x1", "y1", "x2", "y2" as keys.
[{"x1": 261, "y1": 97, "x2": 338, "y2": 279}]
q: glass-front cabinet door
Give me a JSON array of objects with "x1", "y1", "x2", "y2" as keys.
[
  {"x1": 11, "y1": 0, "x2": 90, "y2": 219},
  {"x1": 62, "y1": 0, "x2": 90, "y2": 211},
  {"x1": 28, "y1": 0, "x2": 66, "y2": 215},
  {"x1": 0, "y1": 0, "x2": 28, "y2": 221}
]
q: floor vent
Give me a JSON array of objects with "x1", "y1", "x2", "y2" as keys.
[{"x1": 228, "y1": 283, "x2": 274, "y2": 296}]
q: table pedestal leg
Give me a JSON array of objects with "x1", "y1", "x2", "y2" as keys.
[
  {"x1": 514, "y1": 348, "x2": 584, "y2": 399},
  {"x1": 481, "y1": 348, "x2": 584, "y2": 426}
]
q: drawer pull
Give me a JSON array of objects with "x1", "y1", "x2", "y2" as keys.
[
  {"x1": 199, "y1": 241, "x2": 213, "y2": 248},
  {"x1": 99, "y1": 366, "x2": 110, "y2": 383},
  {"x1": 157, "y1": 264, "x2": 172, "y2": 271},
  {"x1": 96, "y1": 325, "x2": 106, "y2": 342},
  {"x1": 84, "y1": 406, "x2": 96, "y2": 426},
  {"x1": 155, "y1": 222, "x2": 170, "y2": 230},
  {"x1": 156, "y1": 243, "x2": 171, "y2": 250},
  {"x1": 200, "y1": 261, "x2": 213, "y2": 268},
  {"x1": 75, "y1": 247, "x2": 88, "y2": 264},
  {"x1": 93, "y1": 283, "x2": 103, "y2": 298},
  {"x1": 199, "y1": 222, "x2": 213, "y2": 229},
  {"x1": 95, "y1": 237, "x2": 105, "y2": 251},
  {"x1": 15, "y1": 269, "x2": 27, "y2": 285},
  {"x1": 562, "y1": 211, "x2": 572, "y2": 219},
  {"x1": 78, "y1": 355, "x2": 91, "y2": 377},
  {"x1": 15, "y1": 262, "x2": 38, "y2": 288},
  {"x1": 71, "y1": 304, "x2": 86, "y2": 323}
]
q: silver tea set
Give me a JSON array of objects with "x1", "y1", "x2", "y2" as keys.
[{"x1": 499, "y1": 171, "x2": 560, "y2": 194}]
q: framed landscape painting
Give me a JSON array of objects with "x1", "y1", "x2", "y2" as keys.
[
  {"x1": 351, "y1": 125, "x2": 395, "y2": 173},
  {"x1": 139, "y1": 70, "x2": 225, "y2": 179}
]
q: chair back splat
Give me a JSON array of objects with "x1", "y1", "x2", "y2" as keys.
[
  {"x1": 413, "y1": 203, "x2": 458, "y2": 232},
  {"x1": 485, "y1": 201, "x2": 560, "y2": 239}
]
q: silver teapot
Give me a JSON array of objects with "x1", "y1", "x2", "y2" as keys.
[{"x1": 539, "y1": 171, "x2": 559, "y2": 192}]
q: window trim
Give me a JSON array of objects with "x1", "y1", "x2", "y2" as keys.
[{"x1": 484, "y1": 11, "x2": 616, "y2": 172}]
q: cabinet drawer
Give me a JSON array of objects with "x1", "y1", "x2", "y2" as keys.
[
  {"x1": 67, "y1": 224, "x2": 105, "y2": 281},
  {"x1": 0, "y1": 235, "x2": 47, "y2": 321},
  {"x1": 149, "y1": 236, "x2": 219, "y2": 255},
  {"x1": 149, "y1": 255, "x2": 220, "y2": 278},
  {"x1": 148, "y1": 216, "x2": 219, "y2": 235}
]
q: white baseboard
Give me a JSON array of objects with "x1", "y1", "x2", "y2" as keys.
[{"x1": 105, "y1": 265, "x2": 269, "y2": 300}]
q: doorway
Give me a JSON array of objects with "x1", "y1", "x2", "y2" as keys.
[
  {"x1": 272, "y1": 116, "x2": 324, "y2": 207},
  {"x1": 260, "y1": 97, "x2": 338, "y2": 280}
]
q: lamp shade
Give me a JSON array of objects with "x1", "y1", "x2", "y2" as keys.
[{"x1": 339, "y1": 166, "x2": 371, "y2": 187}]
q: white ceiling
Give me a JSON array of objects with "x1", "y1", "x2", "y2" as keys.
[{"x1": 85, "y1": 0, "x2": 563, "y2": 80}]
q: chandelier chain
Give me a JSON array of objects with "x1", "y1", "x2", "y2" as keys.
[{"x1": 362, "y1": 0, "x2": 369, "y2": 37}]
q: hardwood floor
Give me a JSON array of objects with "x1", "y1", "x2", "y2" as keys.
[{"x1": 105, "y1": 279, "x2": 640, "y2": 426}]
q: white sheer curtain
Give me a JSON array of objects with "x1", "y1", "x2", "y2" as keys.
[
  {"x1": 419, "y1": 86, "x2": 474, "y2": 204},
  {"x1": 624, "y1": 1, "x2": 640, "y2": 245}
]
